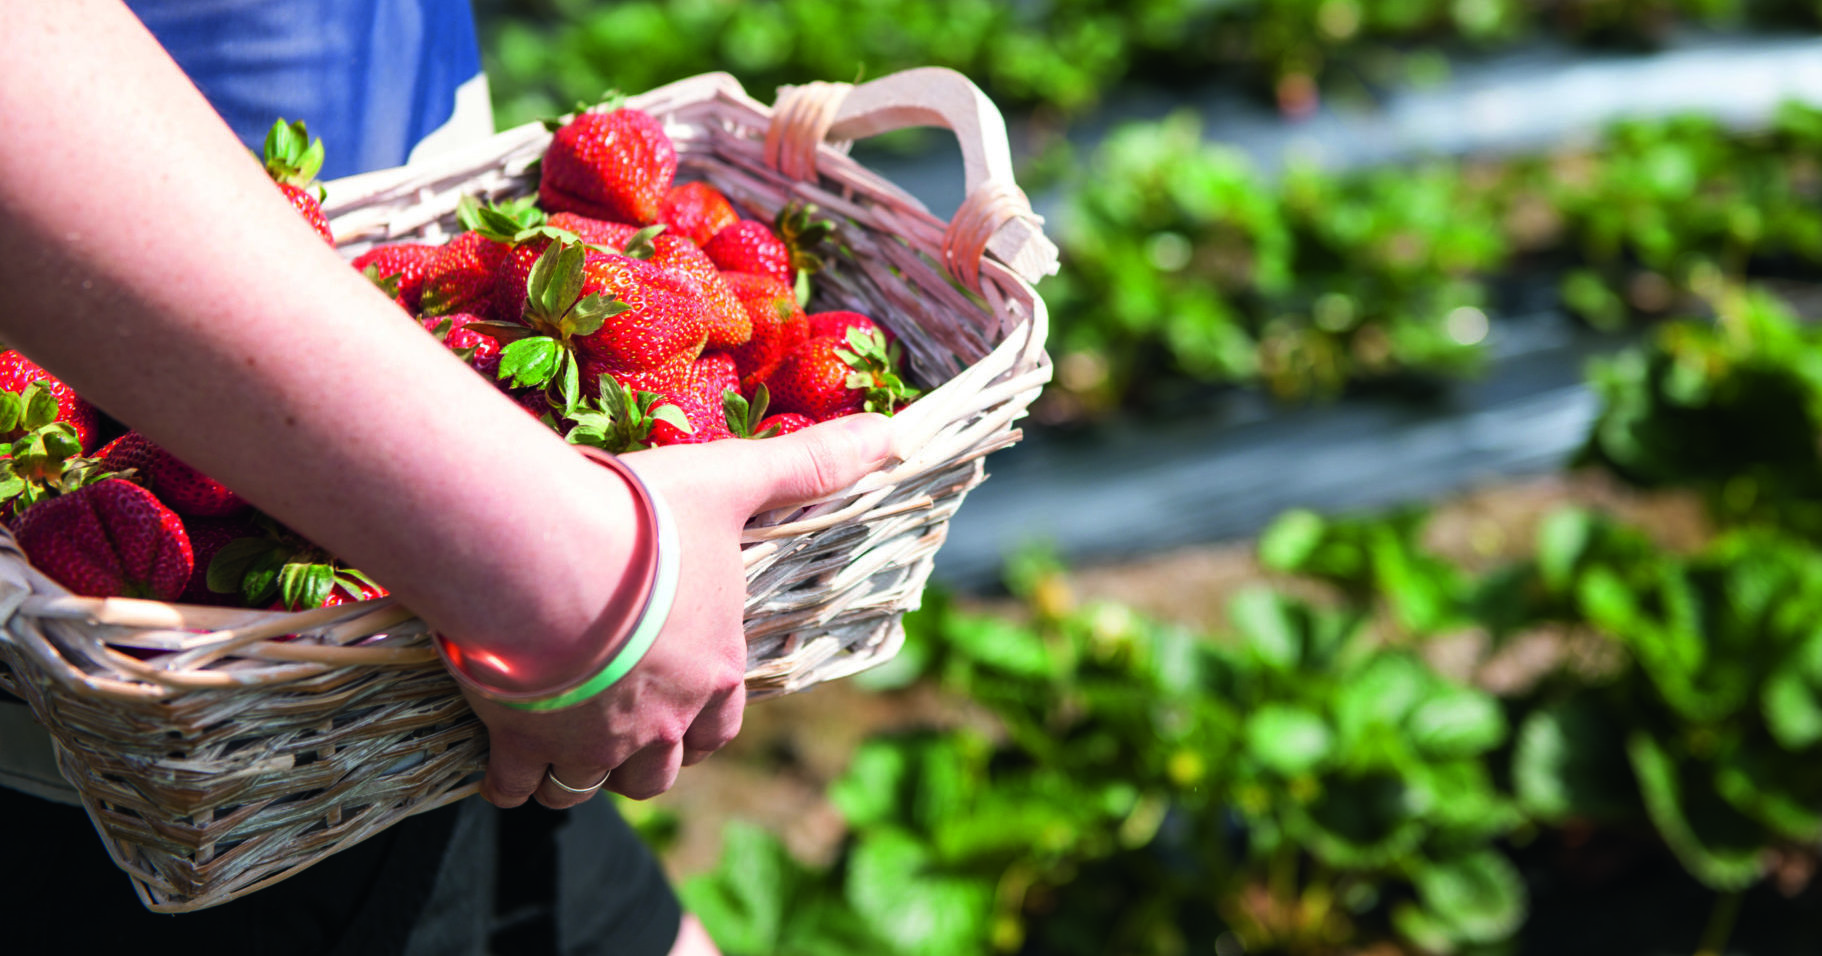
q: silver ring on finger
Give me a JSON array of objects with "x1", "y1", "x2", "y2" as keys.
[{"x1": 545, "y1": 767, "x2": 611, "y2": 795}]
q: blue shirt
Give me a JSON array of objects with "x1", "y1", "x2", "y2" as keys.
[{"x1": 126, "y1": 0, "x2": 484, "y2": 179}]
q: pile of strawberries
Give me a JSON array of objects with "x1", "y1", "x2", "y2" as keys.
[
  {"x1": 357, "y1": 100, "x2": 918, "y2": 451},
  {"x1": 3, "y1": 107, "x2": 917, "y2": 609}
]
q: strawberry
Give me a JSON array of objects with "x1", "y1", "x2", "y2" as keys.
[
  {"x1": 0, "y1": 351, "x2": 101, "y2": 453},
  {"x1": 179, "y1": 515, "x2": 261, "y2": 606},
  {"x1": 703, "y1": 220, "x2": 791, "y2": 286},
  {"x1": 420, "y1": 198, "x2": 546, "y2": 318},
  {"x1": 491, "y1": 241, "x2": 708, "y2": 425},
  {"x1": 0, "y1": 422, "x2": 121, "y2": 520},
  {"x1": 261, "y1": 119, "x2": 334, "y2": 245},
  {"x1": 704, "y1": 203, "x2": 834, "y2": 301},
  {"x1": 491, "y1": 211, "x2": 658, "y2": 323},
  {"x1": 419, "y1": 231, "x2": 511, "y2": 317},
  {"x1": 421, "y1": 313, "x2": 502, "y2": 379},
  {"x1": 353, "y1": 242, "x2": 439, "y2": 312},
  {"x1": 764, "y1": 328, "x2": 920, "y2": 421},
  {"x1": 100, "y1": 431, "x2": 249, "y2": 518},
  {"x1": 722, "y1": 272, "x2": 808, "y2": 385},
  {"x1": 807, "y1": 310, "x2": 893, "y2": 346},
  {"x1": 628, "y1": 352, "x2": 738, "y2": 446},
  {"x1": 539, "y1": 105, "x2": 677, "y2": 225},
  {"x1": 659, "y1": 181, "x2": 738, "y2": 247},
  {"x1": 755, "y1": 412, "x2": 815, "y2": 436},
  {"x1": 554, "y1": 216, "x2": 751, "y2": 350},
  {"x1": 12, "y1": 477, "x2": 193, "y2": 600}
]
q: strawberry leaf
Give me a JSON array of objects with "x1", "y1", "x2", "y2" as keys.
[
  {"x1": 455, "y1": 194, "x2": 486, "y2": 233},
  {"x1": 559, "y1": 351, "x2": 582, "y2": 414},
  {"x1": 621, "y1": 225, "x2": 665, "y2": 260},
  {"x1": 362, "y1": 264, "x2": 403, "y2": 299},
  {"x1": 568, "y1": 293, "x2": 630, "y2": 337},
  {"x1": 278, "y1": 561, "x2": 336, "y2": 612},
  {"x1": 499, "y1": 337, "x2": 563, "y2": 389},
  {"x1": 22, "y1": 384, "x2": 58, "y2": 432},
  {"x1": 239, "y1": 550, "x2": 290, "y2": 607},
  {"x1": 207, "y1": 538, "x2": 281, "y2": 595},
  {"x1": 0, "y1": 392, "x2": 22, "y2": 435},
  {"x1": 651, "y1": 402, "x2": 692, "y2": 434}
]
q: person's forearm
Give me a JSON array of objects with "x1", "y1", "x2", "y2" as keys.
[{"x1": 0, "y1": 0, "x2": 639, "y2": 650}]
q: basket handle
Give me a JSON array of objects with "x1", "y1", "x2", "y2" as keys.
[{"x1": 762, "y1": 67, "x2": 1059, "y2": 291}]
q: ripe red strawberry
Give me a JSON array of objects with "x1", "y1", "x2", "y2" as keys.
[
  {"x1": 0, "y1": 351, "x2": 101, "y2": 453},
  {"x1": 491, "y1": 242, "x2": 707, "y2": 425},
  {"x1": 756, "y1": 412, "x2": 815, "y2": 436},
  {"x1": 262, "y1": 119, "x2": 334, "y2": 245},
  {"x1": 764, "y1": 328, "x2": 920, "y2": 421},
  {"x1": 807, "y1": 310, "x2": 893, "y2": 345},
  {"x1": 659, "y1": 181, "x2": 739, "y2": 247},
  {"x1": 421, "y1": 313, "x2": 502, "y2": 379},
  {"x1": 633, "y1": 352, "x2": 738, "y2": 446},
  {"x1": 12, "y1": 477, "x2": 193, "y2": 600},
  {"x1": 703, "y1": 220, "x2": 792, "y2": 285},
  {"x1": 571, "y1": 251, "x2": 709, "y2": 372},
  {"x1": 353, "y1": 243, "x2": 439, "y2": 312},
  {"x1": 420, "y1": 231, "x2": 512, "y2": 317},
  {"x1": 100, "y1": 432, "x2": 249, "y2": 518},
  {"x1": 558, "y1": 216, "x2": 751, "y2": 350},
  {"x1": 179, "y1": 515, "x2": 261, "y2": 607},
  {"x1": 722, "y1": 272, "x2": 808, "y2": 385},
  {"x1": 492, "y1": 212, "x2": 656, "y2": 323},
  {"x1": 540, "y1": 106, "x2": 677, "y2": 225}
]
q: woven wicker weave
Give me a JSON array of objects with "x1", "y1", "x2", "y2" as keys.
[{"x1": 0, "y1": 67, "x2": 1054, "y2": 912}]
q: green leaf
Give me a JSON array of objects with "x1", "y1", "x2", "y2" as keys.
[
  {"x1": 1257, "y1": 508, "x2": 1326, "y2": 571},
  {"x1": 1412, "y1": 849, "x2": 1527, "y2": 945},
  {"x1": 239, "y1": 549, "x2": 290, "y2": 606},
  {"x1": 829, "y1": 740, "x2": 913, "y2": 830},
  {"x1": 1245, "y1": 704, "x2": 1332, "y2": 776},
  {"x1": 568, "y1": 292, "x2": 630, "y2": 337},
  {"x1": 940, "y1": 613, "x2": 1051, "y2": 679},
  {"x1": 558, "y1": 351, "x2": 581, "y2": 414},
  {"x1": 1289, "y1": 770, "x2": 1422, "y2": 868},
  {"x1": 277, "y1": 561, "x2": 335, "y2": 611},
  {"x1": 678, "y1": 822, "x2": 793, "y2": 953},
  {"x1": 650, "y1": 402, "x2": 692, "y2": 434},
  {"x1": 1407, "y1": 684, "x2": 1506, "y2": 758},
  {"x1": 1230, "y1": 587, "x2": 1299, "y2": 670},
  {"x1": 206, "y1": 537, "x2": 278, "y2": 595},
  {"x1": 498, "y1": 337, "x2": 563, "y2": 389},
  {"x1": 1628, "y1": 732, "x2": 1767, "y2": 891},
  {"x1": 21, "y1": 385, "x2": 57, "y2": 432},
  {"x1": 1511, "y1": 697, "x2": 1635, "y2": 823},
  {"x1": 1392, "y1": 901, "x2": 1461, "y2": 955},
  {"x1": 1332, "y1": 652, "x2": 1428, "y2": 742},
  {"x1": 1763, "y1": 668, "x2": 1822, "y2": 750},
  {"x1": 0, "y1": 392, "x2": 23, "y2": 434},
  {"x1": 844, "y1": 828, "x2": 992, "y2": 956}
]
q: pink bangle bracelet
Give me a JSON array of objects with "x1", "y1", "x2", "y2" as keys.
[{"x1": 435, "y1": 447, "x2": 664, "y2": 705}]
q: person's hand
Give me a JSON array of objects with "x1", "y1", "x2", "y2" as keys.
[{"x1": 465, "y1": 413, "x2": 894, "y2": 808}]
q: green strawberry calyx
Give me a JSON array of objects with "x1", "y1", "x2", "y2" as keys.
[
  {"x1": 725, "y1": 384, "x2": 781, "y2": 439},
  {"x1": 0, "y1": 420, "x2": 120, "y2": 515},
  {"x1": 207, "y1": 521, "x2": 381, "y2": 609},
  {"x1": 566, "y1": 376, "x2": 690, "y2": 454},
  {"x1": 837, "y1": 328, "x2": 920, "y2": 414},
  {"x1": 261, "y1": 118, "x2": 326, "y2": 199},
  {"x1": 492, "y1": 240, "x2": 634, "y2": 409},
  {"x1": 776, "y1": 202, "x2": 835, "y2": 305}
]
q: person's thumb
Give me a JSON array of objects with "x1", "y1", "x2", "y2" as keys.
[{"x1": 743, "y1": 413, "x2": 895, "y2": 511}]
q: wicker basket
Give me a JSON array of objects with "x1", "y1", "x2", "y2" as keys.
[{"x1": 0, "y1": 67, "x2": 1054, "y2": 912}]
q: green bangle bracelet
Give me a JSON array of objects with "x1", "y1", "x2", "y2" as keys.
[{"x1": 500, "y1": 487, "x2": 680, "y2": 711}]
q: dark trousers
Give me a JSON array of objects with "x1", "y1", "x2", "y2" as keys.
[{"x1": 0, "y1": 786, "x2": 681, "y2": 955}]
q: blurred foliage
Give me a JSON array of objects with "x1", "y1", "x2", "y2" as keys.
[
  {"x1": 1043, "y1": 101, "x2": 1822, "y2": 414},
  {"x1": 675, "y1": 281, "x2": 1822, "y2": 952},
  {"x1": 478, "y1": 0, "x2": 1822, "y2": 126},
  {"x1": 1580, "y1": 284, "x2": 1822, "y2": 534}
]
